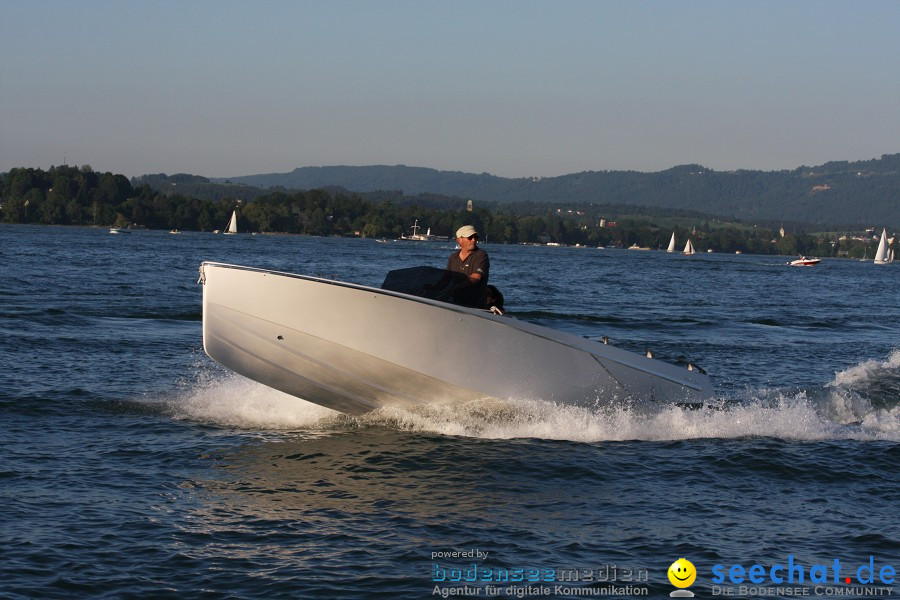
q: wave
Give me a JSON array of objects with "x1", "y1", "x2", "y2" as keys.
[
  {"x1": 512, "y1": 310, "x2": 626, "y2": 324},
  {"x1": 0, "y1": 307, "x2": 201, "y2": 323},
  {"x1": 166, "y1": 351, "x2": 900, "y2": 443},
  {"x1": 825, "y1": 348, "x2": 900, "y2": 412},
  {"x1": 513, "y1": 311, "x2": 717, "y2": 328},
  {"x1": 743, "y1": 316, "x2": 863, "y2": 330}
]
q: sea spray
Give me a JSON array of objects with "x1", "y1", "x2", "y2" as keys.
[
  {"x1": 165, "y1": 363, "x2": 900, "y2": 442},
  {"x1": 819, "y1": 348, "x2": 900, "y2": 431},
  {"x1": 170, "y1": 372, "x2": 340, "y2": 429}
]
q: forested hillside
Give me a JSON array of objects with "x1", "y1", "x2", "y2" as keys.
[
  {"x1": 214, "y1": 154, "x2": 900, "y2": 227},
  {"x1": 2, "y1": 164, "x2": 892, "y2": 259}
]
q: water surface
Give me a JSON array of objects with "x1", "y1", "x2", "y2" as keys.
[{"x1": 1, "y1": 224, "x2": 897, "y2": 599}]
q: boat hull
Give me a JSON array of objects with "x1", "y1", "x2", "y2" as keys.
[
  {"x1": 789, "y1": 258, "x2": 820, "y2": 266},
  {"x1": 200, "y1": 262, "x2": 713, "y2": 415}
]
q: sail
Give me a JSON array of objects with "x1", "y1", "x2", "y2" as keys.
[
  {"x1": 225, "y1": 211, "x2": 238, "y2": 234},
  {"x1": 683, "y1": 239, "x2": 695, "y2": 255},
  {"x1": 667, "y1": 232, "x2": 676, "y2": 253},
  {"x1": 874, "y1": 228, "x2": 888, "y2": 263}
]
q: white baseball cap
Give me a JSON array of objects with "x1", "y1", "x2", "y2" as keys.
[{"x1": 456, "y1": 225, "x2": 478, "y2": 238}]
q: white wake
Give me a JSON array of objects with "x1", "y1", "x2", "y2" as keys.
[{"x1": 168, "y1": 351, "x2": 900, "y2": 443}]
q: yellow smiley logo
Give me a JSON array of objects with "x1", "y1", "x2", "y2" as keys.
[{"x1": 668, "y1": 558, "x2": 697, "y2": 588}]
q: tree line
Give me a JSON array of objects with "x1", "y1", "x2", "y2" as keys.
[{"x1": 0, "y1": 165, "x2": 887, "y2": 258}]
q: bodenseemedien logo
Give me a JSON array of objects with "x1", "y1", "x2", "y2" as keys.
[{"x1": 668, "y1": 558, "x2": 696, "y2": 597}]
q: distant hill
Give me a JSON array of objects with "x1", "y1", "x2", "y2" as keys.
[
  {"x1": 132, "y1": 173, "x2": 270, "y2": 203},
  {"x1": 210, "y1": 154, "x2": 900, "y2": 227}
]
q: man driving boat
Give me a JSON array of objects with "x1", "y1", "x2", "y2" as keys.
[{"x1": 432, "y1": 225, "x2": 489, "y2": 308}]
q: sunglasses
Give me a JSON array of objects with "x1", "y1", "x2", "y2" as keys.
[{"x1": 464, "y1": 234, "x2": 478, "y2": 240}]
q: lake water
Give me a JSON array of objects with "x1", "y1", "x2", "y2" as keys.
[{"x1": 1, "y1": 224, "x2": 898, "y2": 599}]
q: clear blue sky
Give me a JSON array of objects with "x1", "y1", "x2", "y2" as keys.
[{"x1": 2, "y1": 0, "x2": 899, "y2": 179}]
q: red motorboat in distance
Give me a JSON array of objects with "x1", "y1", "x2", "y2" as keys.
[{"x1": 788, "y1": 256, "x2": 821, "y2": 267}]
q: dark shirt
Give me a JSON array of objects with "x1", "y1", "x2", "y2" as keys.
[{"x1": 445, "y1": 248, "x2": 489, "y2": 307}]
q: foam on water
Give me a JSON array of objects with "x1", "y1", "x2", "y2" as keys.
[
  {"x1": 169, "y1": 351, "x2": 900, "y2": 443},
  {"x1": 170, "y1": 373, "x2": 341, "y2": 429},
  {"x1": 819, "y1": 348, "x2": 900, "y2": 437},
  {"x1": 828, "y1": 349, "x2": 900, "y2": 390},
  {"x1": 362, "y1": 391, "x2": 899, "y2": 442}
]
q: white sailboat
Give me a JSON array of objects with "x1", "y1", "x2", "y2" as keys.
[
  {"x1": 224, "y1": 210, "x2": 238, "y2": 235},
  {"x1": 874, "y1": 228, "x2": 894, "y2": 264},
  {"x1": 667, "y1": 232, "x2": 676, "y2": 253},
  {"x1": 682, "y1": 239, "x2": 695, "y2": 255}
]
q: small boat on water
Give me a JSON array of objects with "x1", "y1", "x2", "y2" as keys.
[
  {"x1": 667, "y1": 232, "x2": 676, "y2": 253},
  {"x1": 874, "y1": 228, "x2": 894, "y2": 265},
  {"x1": 199, "y1": 262, "x2": 714, "y2": 415},
  {"x1": 109, "y1": 227, "x2": 130, "y2": 234},
  {"x1": 224, "y1": 210, "x2": 238, "y2": 235},
  {"x1": 682, "y1": 239, "x2": 695, "y2": 255},
  {"x1": 399, "y1": 219, "x2": 447, "y2": 242},
  {"x1": 789, "y1": 256, "x2": 820, "y2": 267}
]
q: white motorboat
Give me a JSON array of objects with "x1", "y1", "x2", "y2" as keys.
[
  {"x1": 199, "y1": 262, "x2": 714, "y2": 415},
  {"x1": 399, "y1": 219, "x2": 447, "y2": 241},
  {"x1": 788, "y1": 256, "x2": 820, "y2": 267}
]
